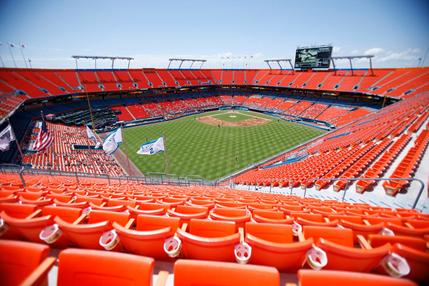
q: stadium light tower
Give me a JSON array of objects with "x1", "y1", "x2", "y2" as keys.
[
  {"x1": 330, "y1": 55, "x2": 374, "y2": 76},
  {"x1": 167, "y1": 58, "x2": 207, "y2": 69},
  {"x1": 264, "y1": 59, "x2": 294, "y2": 73}
]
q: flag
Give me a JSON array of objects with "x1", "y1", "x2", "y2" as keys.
[
  {"x1": 102, "y1": 128, "x2": 123, "y2": 155},
  {"x1": 86, "y1": 125, "x2": 97, "y2": 142},
  {"x1": 33, "y1": 113, "x2": 53, "y2": 152},
  {"x1": 0, "y1": 125, "x2": 15, "y2": 152},
  {"x1": 137, "y1": 137, "x2": 165, "y2": 155}
]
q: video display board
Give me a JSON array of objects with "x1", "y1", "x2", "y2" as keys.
[{"x1": 294, "y1": 46, "x2": 333, "y2": 69}]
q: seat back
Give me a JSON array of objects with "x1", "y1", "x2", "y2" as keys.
[
  {"x1": 57, "y1": 248, "x2": 154, "y2": 286},
  {"x1": 252, "y1": 209, "x2": 285, "y2": 219},
  {"x1": 245, "y1": 222, "x2": 293, "y2": 243},
  {"x1": 368, "y1": 235, "x2": 427, "y2": 251},
  {"x1": 292, "y1": 212, "x2": 324, "y2": 222},
  {"x1": 136, "y1": 214, "x2": 179, "y2": 232},
  {"x1": 174, "y1": 205, "x2": 208, "y2": 215},
  {"x1": 42, "y1": 206, "x2": 82, "y2": 223},
  {"x1": 303, "y1": 226, "x2": 353, "y2": 247},
  {"x1": 189, "y1": 219, "x2": 236, "y2": 237},
  {"x1": 298, "y1": 269, "x2": 417, "y2": 286},
  {"x1": 392, "y1": 243, "x2": 429, "y2": 283},
  {"x1": 88, "y1": 210, "x2": 130, "y2": 226},
  {"x1": 173, "y1": 259, "x2": 280, "y2": 286},
  {"x1": 0, "y1": 203, "x2": 38, "y2": 218},
  {"x1": 212, "y1": 207, "x2": 247, "y2": 217},
  {"x1": 0, "y1": 240, "x2": 50, "y2": 286}
]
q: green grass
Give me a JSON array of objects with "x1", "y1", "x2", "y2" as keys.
[
  {"x1": 212, "y1": 111, "x2": 254, "y2": 122},
  {"x1": 121, "y1": 110, "x2": 324, "y2": 180}
]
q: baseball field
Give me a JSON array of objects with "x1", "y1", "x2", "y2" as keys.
[{"x1": 120, "y1": 110, "x2": 324, "y2": 180}]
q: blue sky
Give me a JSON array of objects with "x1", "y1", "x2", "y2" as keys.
[{"x1": 0, "y1": 0, "x2": 428, "y2": 69}]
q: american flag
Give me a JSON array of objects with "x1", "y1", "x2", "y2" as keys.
[{"x1": 33, "y1": 112, "x2": 53, "y2": 152}]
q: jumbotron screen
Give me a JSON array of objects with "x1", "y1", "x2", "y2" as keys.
[{"x1": 294, "y1": 46, "x2": 333, "y2": 69}]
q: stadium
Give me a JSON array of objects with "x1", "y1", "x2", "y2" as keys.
[{"x1": 0, "y1": 0, "x2": 428, "y2": 285}]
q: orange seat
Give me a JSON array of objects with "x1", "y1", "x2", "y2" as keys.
[
  {"x1": 55, "y1": 210, "x2": 130, "y2": 249},
  {"x1": 42, "y1": 206, "x2": 83, "y2": 223},
  {"x1": 391, "y1": 243, "x2": 429, "y2": 283},
  {"x1": 174, "y1": 259, "x2": 280, "y2": 286},
  {"x1": 57, "y1": 248, "x2": 154, "y2": 286},
  {"x1": 244, "y1": 222, "x2": 313, "y2": 271},
  {"x1": 209, "y1": 207, "x2": 251, "y2": 227},
  {"x1": 167, "y1": 205, "x2": 208, "y2": 223},
  {"x1": 176, "y1": 219, "x2": 240, "y2": 262},
  {"x1": 127, "y1": 203, "x2": 168, "y2": 217},
  {"x1": 0, "y1": 240, "x2": 51, "y2": 286},
  {"x1": 252, "y1": 209, "x2": 293, "y2": 224},
  {"x1": 368, "y1": 234, "x2": 427, "y2": 251},
  {"x1": 113, "y1": 214, "x2": 180, "y2": 260},
  {"x1": 340, "y1": 220, "x2": 385, "y2": 242},
  {"x1": 316, "y1": 238, "x2": 391, "y2": 272},
  {"x1": 297, "y1": 269, "x2": 417, "y2": 286},
  {"x1": 0, "y1": 202, "x2": 38, "y2": 218},
  {"x1": 1, "y1": 211, "x2": 53, "y2": 243},
  {"x1": 303, "y1": 225, "x2": 354, "y2": 247},
  {"x1": 387, "y1": 223, "x2": 429, "y2": 238}
]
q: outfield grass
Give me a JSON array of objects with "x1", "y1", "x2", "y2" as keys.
[{"x1": 121, "y1": 110, "x2": 324, "y2": 180}]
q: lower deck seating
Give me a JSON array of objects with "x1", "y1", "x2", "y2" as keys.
[{"x1": 0, "y1": 173, "x2": 428, "y2": 284}]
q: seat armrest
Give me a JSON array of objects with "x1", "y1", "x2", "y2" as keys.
[
  {"x1": 125, "y1": 218, "x2": 135, "y2": 229},
  {"x1": 297, "y1": 231, "x2": 305, "y2": 242},
  {"x1": 26, "y1": 209, "x2": 42, "y2": 219},
  {"x1": 156, "y1": 270, "x2": 169, "y2": 286},
  {"x1": 357, "y1": 234, "x2": 372, "y2": 249},
  {"x1": 239, "y1": 227, "x2": 244, "y2": 242},
  {"x1": 20, "y1": 256, "x2": 56, "y2": 286},
  {"x1": 73, "y1": 213, "x2": 87, "y2": 224}
]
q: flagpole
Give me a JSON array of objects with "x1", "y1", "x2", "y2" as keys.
[
  {"x1": 163, "y1": 135, "x2": 169, "y2": 174},
  {"x1": 7, "y1": 119, "x2": 24, "y2": 164},
  {"x1": 122, "y1": 123, "x2": 132, "y2": 176}
]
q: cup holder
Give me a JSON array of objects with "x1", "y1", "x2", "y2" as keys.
[
  {"x1": 39, "y1": 224, "x2": 63, "y2": 244},
  {"x1": 307, "y1": 246, "x2": 328, "y2": 270},
  {"x1": 99, "y1": 230, "x2": 119, "y2": 251},
  {"x1": 164, "y1": 236, "x2": 182, "y2": 258},
  {"x1": 234, "y1": 242, "x2": 252, "y2": 264}
]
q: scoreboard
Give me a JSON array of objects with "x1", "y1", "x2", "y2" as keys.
[{"x1": 294, "y1": 46, "x2": 333, "y2": 69}]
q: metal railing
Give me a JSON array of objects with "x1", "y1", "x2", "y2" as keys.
[{"x1": 238, "y1": 177, "x2": 426, "y2": 210}]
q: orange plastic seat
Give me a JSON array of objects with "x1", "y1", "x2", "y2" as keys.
[
  {"x1": 0, "y1": 203, "x2": 38, "y2": 218},
  {"x1": 368, "y1": 234, "x2": 427, "y2": 251},
  {"x1": 209, "y1": 207, "x2": 251, "y2": 227},
  {"x1": 390, "y1": 243, "x2": 429, "y2": 283},
  {"x1": 244, "y1": 222, "x2": 313, "y2": 271},
  {"x1": 303, "y1": 225, "x2": 354, "y2": 247},
  {"x1": 174, "y1": 259, "x2": 280, "y2": 286},
  {"x1": 297, "y1": 269, "x2": 417, "y2": 286},
  {"x1": 113, "y1": 214, "x2": 180, "y2": 260},
  {"x1": 1, "y1": 211, "x2": 53, "y2": 243},
  {"x1": 127, "y1": 203, "x2": 168, "y2": 217},
  {"x1": 167, "y1": 205, "x2": 208, "y2": 223},
  {"x1": 387, "y1": 223, "x2": 429, "y2": 238},
  {"x1": 340, "y1": 220, "x2": 385, "y2": 242},
  {"x1": 252, "y1": 209, "x2": 293, "y2": 224},
  {"x1": 57, "y1": 248, "x2": 155, "y2": 286},
  {"x1": 316, "y1": 238, "x2": 391, "y2": 272},
  {"x1": 176, "y1": 219, "x2": 240, "y2": 262},
  {"x1": 55, "y1": 210, "x2": 130, "y2": 249},
  {"x1": 0, "y1": 240, "x2": 52, "y2": 286},
  {"x1": 42, "y1": 206, "x2": 83, "y2": 223}
]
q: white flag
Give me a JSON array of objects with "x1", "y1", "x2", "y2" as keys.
[
  {"x1": 102, "y1": 128, "x2": 123, "y2": 155},
  {"x1": 0, "y1": 125, "x2": 15, "y2": 152},
  {"x1": 86, "y1": 125, "x2": 97, "y2": 142},
  {"x1": 137, "y1": 137, "x2": 165, "y2": 155}
]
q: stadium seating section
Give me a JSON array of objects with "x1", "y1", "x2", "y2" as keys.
[
  {"x1": 0, "y1": 173, "x2": 428, "y2": 284},
  {"x1": 1, "y1": 67, "x2": 429, "y2": 120},
  {"x1": 235, "y1": 91, "x2": 429, "y2": 196}
]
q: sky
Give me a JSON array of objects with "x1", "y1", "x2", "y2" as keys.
[{"x1": 0, "y1": 0, "x2": 428, "y2": 69}]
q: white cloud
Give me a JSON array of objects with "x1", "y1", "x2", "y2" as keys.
[{"x1": 364, "y1": 48, "x2": 384, "y2": 56}]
